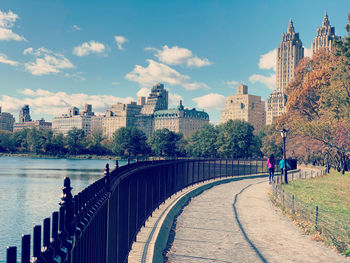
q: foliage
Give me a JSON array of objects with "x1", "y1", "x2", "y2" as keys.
[
  {"x1": 186, "y1": 124, "x2": 218, "y2": 157},
  {"x1": 216, "y1": 120, "x2": 261, "y2": 158},
  {"x1": 66, "y1": 128, "x2": 86, "y2": 155},
  {"x1": 148, "y1": 128, "x2": 183, "y2": 157},
  {"x1": 112, "y1": 127, "x2": 149, "y2": 157},
  {"x1": 260, "y1": 124, "x2": 282, "y2": 159},
  {"x1": 274, "y1": 15, "x2": 350, "y2": 171}
]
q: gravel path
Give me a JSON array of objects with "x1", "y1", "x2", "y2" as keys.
[{"x1": 166, "y1": 177, "x2": 349, "y2": 263}]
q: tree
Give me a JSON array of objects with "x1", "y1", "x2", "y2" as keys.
[
  {"x1": 86, "y1": 132, "x2": 106, "y2": 155},
  {"x1": 216, "y1": 120, "x2": 261, "y2": 158},
  {"x1": 148, "y1": 129, "x2": 183, "y2": 157},
  {"x1": 112, "y1": 127, "x2": 149, "y2": 157},
  {"x1": 66, "y1": 128, "x2": 86, "y2": 155},
  {"x1": 0, "y1": 131, "x2": 15, "y2": 152},
  {"x1": 186, "y1": 124, "x2": 218, "y2": 157}
]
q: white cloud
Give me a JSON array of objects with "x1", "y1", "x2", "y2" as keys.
[
  {"x1": 137, "y1": 87, "x2": 151, "y2": 97},
  {"x1": 224, "y1": 80, "x2": 240, "y2": 88},
  {"x1": 146, "y1": 45, "x2": 212, "y2": 68},
  {"x1": 0, "y1": 89, "x2": 135, "y2": 117},
  {"x1": 192, "y1": 93, "x2": 226, "y2": 110},
  {"x1": 169, "y1": 93, "x2": 183, "y2": 107},
  {"x1": 259, "y1": 49, "x2": 277, "y2": 71},
  {"x1": 114, "y1": 36, "x2": 128, "y2": 50},
  {"x1": 183, "y1": 82, "x2": 209, "y2": 90},
  {"x1": 0, "y1": 10, "x2": 26, "y2": 41},
  {"x1": 249, "y1": 73, "x2": 276, "y2": 90},
  {"x1": 304, "y1": 47, "x2": 312, "y2": 58},
  {"x1": 24, "y1": 47, "x2": 75, "y2": 76},
  {"x1": 73, "y1": 41, "x2": 106, "y2": 56},
  {"x1": 64, "y1": 72, "x2": 86, "y2": 81},
  {"x1": 0, "y1": 28, "x2": 26, "y2": 41},
  {"x1": 72, "y1": 25, "x2": 81, "y2": 31},
  {"x1": 112, "y1": 81, "x2": 119, "y2": 85},
  {"x1": 126, "y1": 59, "x2": 208, "y2": 90},
  {"x1": 0, "y1": 53, "x2": 18, "y2": 66}
]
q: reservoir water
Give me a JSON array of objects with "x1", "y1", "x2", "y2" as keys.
[{"x1": 0, "y1": 156, "x2": 125, "y2": 261}]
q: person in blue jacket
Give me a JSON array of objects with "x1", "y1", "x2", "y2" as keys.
[{"x1": 279, "y1": 157, "x2": 291, "y2": 175}]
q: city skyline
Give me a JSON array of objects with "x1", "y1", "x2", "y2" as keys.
[{"x1": 0, "y1": 0, "x2": 349, "y2": 123}]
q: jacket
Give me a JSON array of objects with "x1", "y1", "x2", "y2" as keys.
[{"x1": 267, "y1": 158, "x2": 275, "y2": 169}]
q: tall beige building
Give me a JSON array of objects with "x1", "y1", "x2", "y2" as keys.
[
  {"x1": 312, "y1": 12, "x2": 340, "y2": 56},
  {"x1": 97, "y1": 102, "x2": 142, "y2": 139},
  {"x1": 220, "y1": 84, "x2": 265, "y2": 132},
  {"x1": 0, "y1": 106, "x2": 15, "y2": 132},
  {"x1": 266, "y1": 19, "x2": 304, "y2": 125},
  {"x1": 140, "y1": 83, "x2": 168, "y2": 115}
]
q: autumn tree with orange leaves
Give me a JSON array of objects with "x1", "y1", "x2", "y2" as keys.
[{"x1": 273, "y1": 14, "x2": 350, "y2": 173}]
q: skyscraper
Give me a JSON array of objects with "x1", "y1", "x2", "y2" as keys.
[
  {"x1": 266, "y1": 19, "x2": 304, "y2": 125},
  {"x1": 140, "y1": 83, "x2": 168, "y2": 115},
  {"x1": 19, "y1": 105, "x2": 32, "y2": 123},
  {"x1": 312, "y1": 12, "x2": 340, "y2": 56}
]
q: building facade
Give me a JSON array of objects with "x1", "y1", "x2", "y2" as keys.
[
  {"x1": 220, "y1": 84, "x2": 265, "y2": 132},
  {"x1": 14, "y1": 105, "x2": 52, "y2": 132},
  {"x1": 100, "y1": 102, "x2": 142, "y2": 139},
  {"x1": 140, "y1": 83, "x2": 168, "y2": 115},
  {"x1": 153, "y1": 101, "x2": 209, "y2": 137},
  {"x1": 266, "y1": 19, "x2": 304, "y2": 125},
  {"x1": 13, "y1": 119, "x2": 52, "y2": 132},
  {"x1": 19, "y1": 105, "x2": 32, "y2": 123},
  {"x1": 52, "y1": 104, "x2": 94, "y2": 136},
  {"x1": 0, "y1": 106, "x2": 15, "y2": 132},
  {"x1": 312, "y1": 12, "x2": 340, "y2": 56}
]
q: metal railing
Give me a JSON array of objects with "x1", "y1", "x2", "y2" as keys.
[
  {"x1": 271, "y1": 167, "x2": 350, "y2": 254},
  {"x1": 4, "y1": 158, "x2": 275, "y2": 263}
]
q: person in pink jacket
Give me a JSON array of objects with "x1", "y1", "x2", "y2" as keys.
[{"x1": 267, "y1": 154, "x2": 276, "y2": 184}]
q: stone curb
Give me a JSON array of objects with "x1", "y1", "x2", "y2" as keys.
[{"x1": 128, "y1": 173, "x2": 268, "y2": 263}]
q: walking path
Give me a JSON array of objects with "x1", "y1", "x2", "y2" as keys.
[{"x1": 166, "y1": 176, "x2": 349, "y2": 263}]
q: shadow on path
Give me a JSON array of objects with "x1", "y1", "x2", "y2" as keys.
[{"x1": 232, "y1": 182, "x2": 268, "y2": 263}]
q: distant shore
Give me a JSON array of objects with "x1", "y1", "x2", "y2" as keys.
[{"x1": 0, "y1": 152, "x2": 120, "y2": 160}]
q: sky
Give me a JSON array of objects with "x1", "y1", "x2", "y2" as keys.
[{"x1": 0, "y1": 0, "x2": 349, "y2": 124}]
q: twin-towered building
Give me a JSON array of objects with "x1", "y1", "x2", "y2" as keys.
[
  {"x1": 52, "y1": 83, "x2": 209, "y2": 138},
  {"x1": 266, "y1": 13, "x2": 340, "y2": 125}
]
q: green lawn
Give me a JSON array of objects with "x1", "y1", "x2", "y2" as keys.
[{"x1": 281, "y1": 170, "x2": 350, "y2": 255}]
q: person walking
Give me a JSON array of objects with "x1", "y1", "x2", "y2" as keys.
[
  {"x1": 279, "y1": 157, "x2": 291, "y2": 176},
  {"x1": 267, "y1": 154, "x2": 276, "y2": 184}
]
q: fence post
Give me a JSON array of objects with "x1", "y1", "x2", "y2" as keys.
[
  {"x1": 21, "y1": 234, "x2": 30, "y2": 263},
  {"x1": 33, "y1": 225, "x2": 41, "y2": 259},
  {"x1": 315, "y1": 205, "x2": 319, "y2": 230},
  {"x1": 6, "y1": 246, "x2": 16, "y2": 263},
  {"x1": 292, "y1": 195, "x2": 295, "y2": 215},
  {"x1": 282, "y1": 189, "x2": 285, "y2": 209}
]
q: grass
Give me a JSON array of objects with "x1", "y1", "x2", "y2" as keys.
[{"x1": 280, "y1": 170, "x2": 350, "y2": 255}]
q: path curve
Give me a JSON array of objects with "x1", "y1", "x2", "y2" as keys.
[{"x1": 166, "y1": 177, "x2": 349, "y2": 263}]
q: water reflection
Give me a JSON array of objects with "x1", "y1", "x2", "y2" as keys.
[{"x1": 0, "y1": 156, "x2": 125, "y2": 261}]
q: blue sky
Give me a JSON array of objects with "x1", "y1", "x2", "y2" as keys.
[{"x1": 0, "y1": 0, "x2": 348, "y2": 123}]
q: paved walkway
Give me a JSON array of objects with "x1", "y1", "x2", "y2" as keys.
[{"x1": 166, "y1": 177, "x2": 349, "y2": 263}]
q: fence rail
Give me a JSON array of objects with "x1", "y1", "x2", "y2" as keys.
[
  {"x1": 271, "y1": 167, "x2": 350, "y2": 254},
  {"x1": 4, "y1": 158, "x2": 284, "y2": 263}
]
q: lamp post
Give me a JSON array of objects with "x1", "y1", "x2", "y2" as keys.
[{"x1": 281, "y1": 128, "x2": 288, "y2": 184}]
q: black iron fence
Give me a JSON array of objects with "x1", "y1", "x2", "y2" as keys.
[{"x1": 5, "y1": 158, "x2": 279, "y2": 263}]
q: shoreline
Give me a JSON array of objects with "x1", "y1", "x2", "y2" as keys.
[{"x1": 0, "y1": 152, "x2": 120, "y2": 160}]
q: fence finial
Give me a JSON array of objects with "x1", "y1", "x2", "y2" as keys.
[{"x1": 104, "y1": 163, "x2": 110, "y2": 177}]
